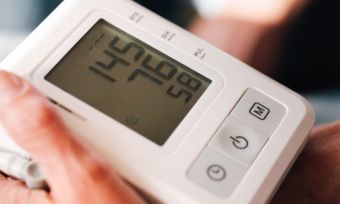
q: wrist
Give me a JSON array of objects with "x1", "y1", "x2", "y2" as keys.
[{"x1": 228, "y1": 0, "x2": 306, "y2": 24}]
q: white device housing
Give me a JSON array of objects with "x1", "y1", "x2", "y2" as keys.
[{"x1": 0, "y1": 0, "x2": 315, "y2": 203}]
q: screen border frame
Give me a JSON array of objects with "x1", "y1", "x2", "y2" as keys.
[{"x1": 32, "y1": 9, "x2": 224, "y2": 155}]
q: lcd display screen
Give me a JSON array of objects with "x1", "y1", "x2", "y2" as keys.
[{"x1": 45, "y1": 20, "x2": 211, "y2": 145}]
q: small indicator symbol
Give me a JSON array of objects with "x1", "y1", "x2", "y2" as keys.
[
  {"x1": 207, "y1": 164, "x2": 226, "y2": 181},
  {"x1": 230, "y1": 136, "x2": 249, "y2": 150},
  {"x1": 126, "y1": 115, "x2": 139, "y2": 126},
  {"x1": 249, "y1": 102, "x2": 270, "y2": 120}
]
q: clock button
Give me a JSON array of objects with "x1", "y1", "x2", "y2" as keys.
[
  {"x1": 187, "y1": 147, "x2": 247, "y2": 198},
  {"x1": 207, "y1": 164, "x2": 226, "y2": 181}
]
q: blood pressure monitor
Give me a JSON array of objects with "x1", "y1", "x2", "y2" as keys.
[{"x1": 0, "y1": 0, "x2": 315, "y2": 203}]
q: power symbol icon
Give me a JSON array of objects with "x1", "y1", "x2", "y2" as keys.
[{"x1": 230, "y1": 136, "x2": 249, "y2": 150}]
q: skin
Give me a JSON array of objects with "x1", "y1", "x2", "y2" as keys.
[
  {"x1": 0, "y1": 0, "x2": 338, "y2": 203},
  {"x1": 272, "y1": 121, "x2": 340, "y2": 203},
  {"x1": 189, "y1": 0, "x2": 307, "y2": 76},
  {"x1": 0, "y1": 71, "x2": 144, "y2": 204}
]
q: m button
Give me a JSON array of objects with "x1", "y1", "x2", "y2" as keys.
[
  {"x1": 249, "y1": 103, "x2": 270, "y2": 120},
  {"x1": 231, "y1": 89, "x2": 286, "y2": 135}
]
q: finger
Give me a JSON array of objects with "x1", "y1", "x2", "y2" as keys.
[
  {"x1": 0, "y1": 71, "x2": 143, "y2": 203},
  {"x1": 0, "y1": 71, "x2": 86, "y2": 185},
  {"x1": 0, "y1": 172, "x2": 6, "y2": 181},
  {"x1": 0, "y1": 178, "x2": 51, "y2": 204},
  {"x1": 312, "y1": 120, "x2": 340, "y2": 133}
]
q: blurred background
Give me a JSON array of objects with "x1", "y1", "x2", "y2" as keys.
[{"x1": 0, "y1": 0, "x2": 339, "y2": 124}]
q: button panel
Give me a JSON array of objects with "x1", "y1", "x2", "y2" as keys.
[
  {"x1": 187, "y1": 89, "x2": 286, "y2": 198},
  {"x1": 187, "y1": 147, "x2": 247, "y2": 198},
  {"x1": 209, "y1": 117, "x2": 269, "y2": 167},
  {"x1": 231, "y1": 89, "x2": 286, "y2": 135}
]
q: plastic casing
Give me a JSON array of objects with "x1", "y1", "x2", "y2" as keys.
[{"x1": 0, "y1": 0, "x2": 315, "y2": 203}]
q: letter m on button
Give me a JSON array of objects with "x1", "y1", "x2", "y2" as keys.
[{"x1": 249, "y1": 102, "x2": 270, "y2": 120}]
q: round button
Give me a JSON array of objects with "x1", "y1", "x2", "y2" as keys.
[
  {"x1": 207, "y1": 164, "x2": 226, "y2": 181},
  {"x1": 230, "y1": 136, "x2": 249, "y2": 150}
]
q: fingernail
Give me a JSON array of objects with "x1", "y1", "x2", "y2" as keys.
[{"x1": 0, "y1": 71, "x2": 24, "y2": 104}]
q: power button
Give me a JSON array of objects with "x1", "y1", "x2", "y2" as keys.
[
  {"x1": 209, "y1": 117, "x2": 269, "y2": 167},
  {"x1": 230, "y1": 136, "x2": 249, "y2": 150}
]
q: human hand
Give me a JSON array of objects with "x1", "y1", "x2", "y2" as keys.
[
  {"x1": 0, "y1": 71, "x2": 144, "y2": 204},
  {"x1": 272, "y1": 121, "x2": 340, "y2": 203},
  {"x1": 189, "y1": 0, "x2": 306, "y2": 76}
]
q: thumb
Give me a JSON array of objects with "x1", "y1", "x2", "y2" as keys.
[
  {"x1": 0, "y1": 71, "x2": 144, "y2": 204},
  {"x1": 0, "y1": 71, "x2": 86, "y2": 186}
]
